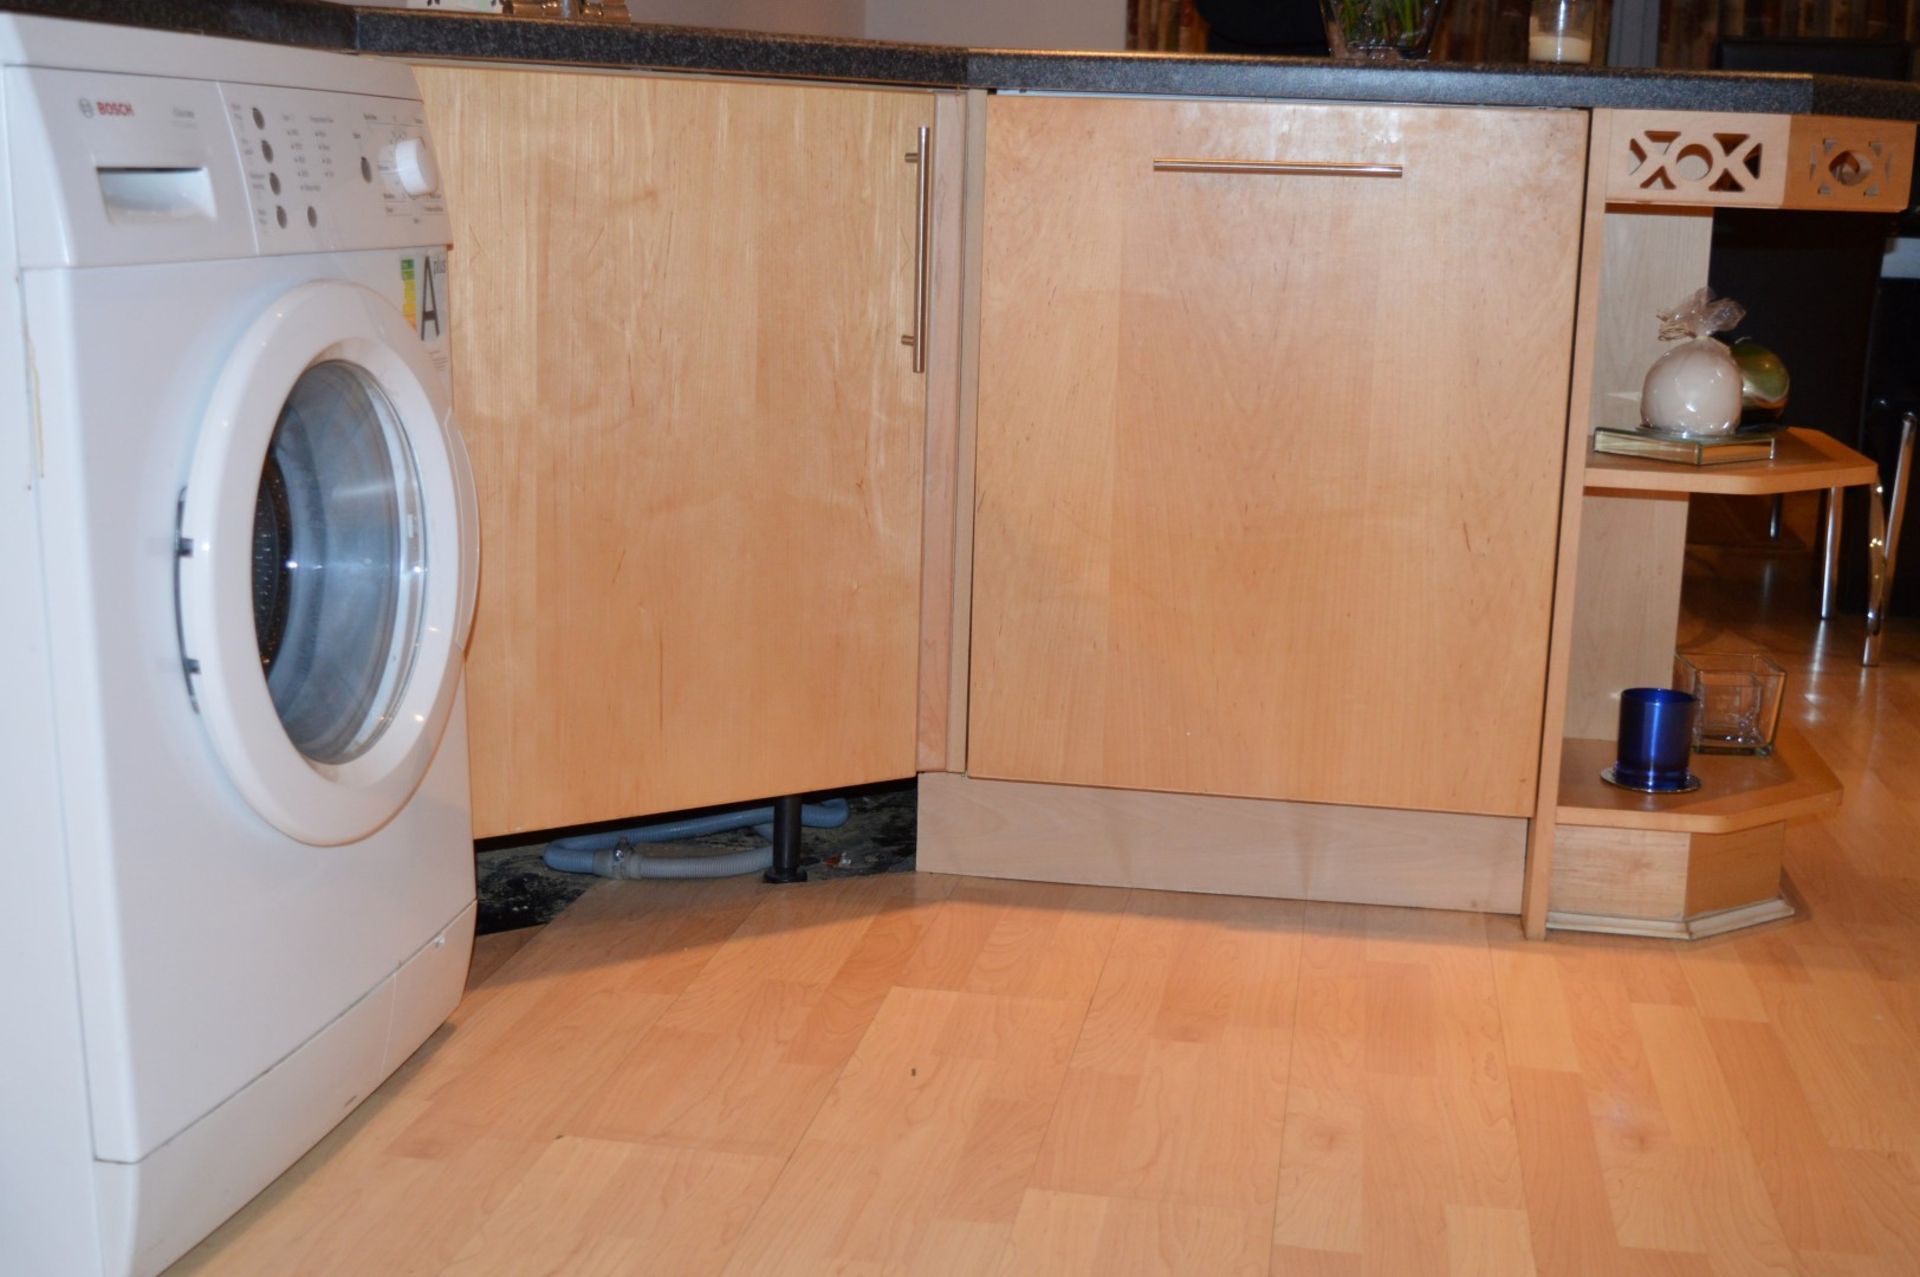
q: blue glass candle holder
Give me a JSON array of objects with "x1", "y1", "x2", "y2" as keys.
[{"x1": 1603, "y1": 687, "x2": 1701, "y2": 793}]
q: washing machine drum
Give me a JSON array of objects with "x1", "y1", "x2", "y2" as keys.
[{"x1": 178, "y1": 280, "x2": 478, "y2": 846}]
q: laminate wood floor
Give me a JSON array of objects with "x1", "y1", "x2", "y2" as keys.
[{"x1": 174, "y1": 532, "x2": 1920, "y2": 1275}]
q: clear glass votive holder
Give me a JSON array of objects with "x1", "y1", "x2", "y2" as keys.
[{"x1": 1673, "y1": 651, "x2": 1787, "y2": 755}]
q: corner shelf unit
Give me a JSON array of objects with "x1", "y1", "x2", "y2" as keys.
[
  {"x1": 1548, "y1": 423, "x2": 1868, "y2": 940},
  {"x1": 1583, "y1": 427, "x2": 1878, "y2": 497},
  {"x1": 1556, "y1": 726, "x2": 1841, "y2": 835},
  {"x1": 1527, "y1": 116, "x2": 1908, "y2": 940}
]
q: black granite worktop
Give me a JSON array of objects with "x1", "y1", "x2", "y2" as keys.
[
  {"x1": 0, "y1": 0, "x2": 354, "y2": 48},
  {"x1": 7, "y1": 0, "x2": 1920, "y2": 121},
  {"x1": 356, "y1": 11, "x2": 968, "y2": 86}
]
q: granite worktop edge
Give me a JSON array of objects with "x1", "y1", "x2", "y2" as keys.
[{"x1": 4, "y1": 1, "x2": 1919, "y2": 121}]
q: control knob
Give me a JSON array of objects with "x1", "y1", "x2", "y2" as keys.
[{"x1": 392, "y1": 136, "x2": 440, "y2": 198}]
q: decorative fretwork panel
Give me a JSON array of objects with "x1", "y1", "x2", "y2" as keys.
[
  {"x1": 1781, "y1": 116, "x2": 1918, "y2": 212},
  {"x1": 1603, "y1": 111, "x2": 1790, "y2": 208}
]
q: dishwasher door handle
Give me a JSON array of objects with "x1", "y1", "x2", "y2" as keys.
[
  {"x1": 1151, "y1": 158, "x2": 1403, "y2": 178},
  {"x1": 902, "y1": 125, "x2": 933, "y2": 374}
]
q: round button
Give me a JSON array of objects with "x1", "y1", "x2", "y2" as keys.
[
  {"x1": 392, "y1": 136, "x2": 440, "y2": 197},
  {"x1": 275, "y1": 206, "x2": 287, "y2": 228},
  {"x1": 269, "y1": 172, "x2": 281, "y2": 195},
  {"x1": 360, "y1": 156, "x2": 373, "y2": 183},
  {"x1": 261, "y1": 140, "x2": 274, "y2": 163},
  {"x1": 251, "y1": 107, "x2": 265, "y2": 129},
  {"x1": 307, "y1": 207, "x2": 318, "y2": 228}
]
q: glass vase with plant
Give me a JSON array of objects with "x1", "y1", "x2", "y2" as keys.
[{"x1": 1318, "y1": 0, "x2": 1447, "y2": 58}]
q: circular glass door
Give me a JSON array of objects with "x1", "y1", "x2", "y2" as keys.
[
  {"x1": 254, "y1": 361, "x2": 425, "y2": 765},
  {"x1": 179, "y1": 280, "x2": 477, "y2": 846}
]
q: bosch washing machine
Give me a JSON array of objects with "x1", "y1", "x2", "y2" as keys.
[{"x1": 0, "y1": 17, "x2": 480, "y2": 1275}]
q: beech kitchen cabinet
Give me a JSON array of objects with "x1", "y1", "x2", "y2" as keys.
[
  {"x1": 964, "y1": 97, "x2": 1589, "y2": 818},
  {"x1": 409, "y1": 45, "x2": 1908, "y2": 941},
  {"x1": 928, "y1": 97, "x2": 1911, "y2": 938},
  {"x1": 417, "y1": 68, "x2": 935, "y2": 838}
]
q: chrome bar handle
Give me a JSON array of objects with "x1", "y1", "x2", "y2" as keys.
[
  {"x1": 902, "y1": 125, "x2": 933, "y2": 375},
  {"x1": 1152, "y1": 158, "x2": 1403, "y2": 179}
]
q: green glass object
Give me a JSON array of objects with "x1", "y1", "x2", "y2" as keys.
[{"x1": 1732, "y1": 338, "x2": 1790, "y2": 413}]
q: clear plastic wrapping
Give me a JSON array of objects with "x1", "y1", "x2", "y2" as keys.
[{"x1": 1657, "y1": 287, "x2": 1746, "y2": 342}]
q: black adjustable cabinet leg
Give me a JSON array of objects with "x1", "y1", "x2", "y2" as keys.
[{"x1": 764, "y1": 794, "x2": 808, "y2": 884}]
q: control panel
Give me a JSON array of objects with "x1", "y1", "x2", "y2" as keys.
[
  {"x1": 221, "y1": 82, "x2": 449, "y2": 254},
  {"x1": 3, "y1": 65, "x2": 450, "y2": 268}
]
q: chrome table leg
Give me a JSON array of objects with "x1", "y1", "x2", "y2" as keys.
[
  {"x1": 1821, "y1": 486, "x2": 1843, "y2": 620},
  {"x1": 1864, "y1": 412, "x2": 1916, "y2": 667}
]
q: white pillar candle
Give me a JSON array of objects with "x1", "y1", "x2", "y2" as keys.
[{"x1": 1529, "y1": 32, "x2": 1594, "y2": 62}]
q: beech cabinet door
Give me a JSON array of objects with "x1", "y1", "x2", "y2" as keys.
[
  {"x1": 969, "y1": 97, "x2": 1586, "y2": 818},
  {"x1": 420, "y1": 69, "x2": 931, "y2": 838}
]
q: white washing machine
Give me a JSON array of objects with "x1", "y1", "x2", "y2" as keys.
[{"x1": 0, "y1": 18, "x2": 480, "y2": 1276}]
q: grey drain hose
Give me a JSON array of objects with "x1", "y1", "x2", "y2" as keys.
[{"x1": 542, "y1": 798, "x2": 850, "y2": 880}]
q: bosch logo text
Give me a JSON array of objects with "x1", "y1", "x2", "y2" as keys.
[{"x1": 80, "y1": 99, "x2": 135, "y2": 118}]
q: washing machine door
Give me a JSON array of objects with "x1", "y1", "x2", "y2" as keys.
[{"x1": 178, "y1": 279, "x2": 478, "y2": 846}]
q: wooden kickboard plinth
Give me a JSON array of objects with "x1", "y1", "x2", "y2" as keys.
[{"x1": 917, "y1": 772, "x2": 1528, "y2": 914}]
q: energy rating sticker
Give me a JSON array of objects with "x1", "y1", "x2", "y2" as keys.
[
  {"x1": 401, "y1": 256, "x2": 419, "y2": 331},
  {"x1": 399, "y1": 253, "x2": 445, "y2": 340}
]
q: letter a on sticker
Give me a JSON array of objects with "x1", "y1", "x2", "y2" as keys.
[{"x1": 419, "y1": 255, "x2": 442, "y2": 339}]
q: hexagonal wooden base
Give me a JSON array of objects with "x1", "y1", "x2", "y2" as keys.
[{"x1": 1545, "y1": 820, "x2": 1793, "y2": 938}]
